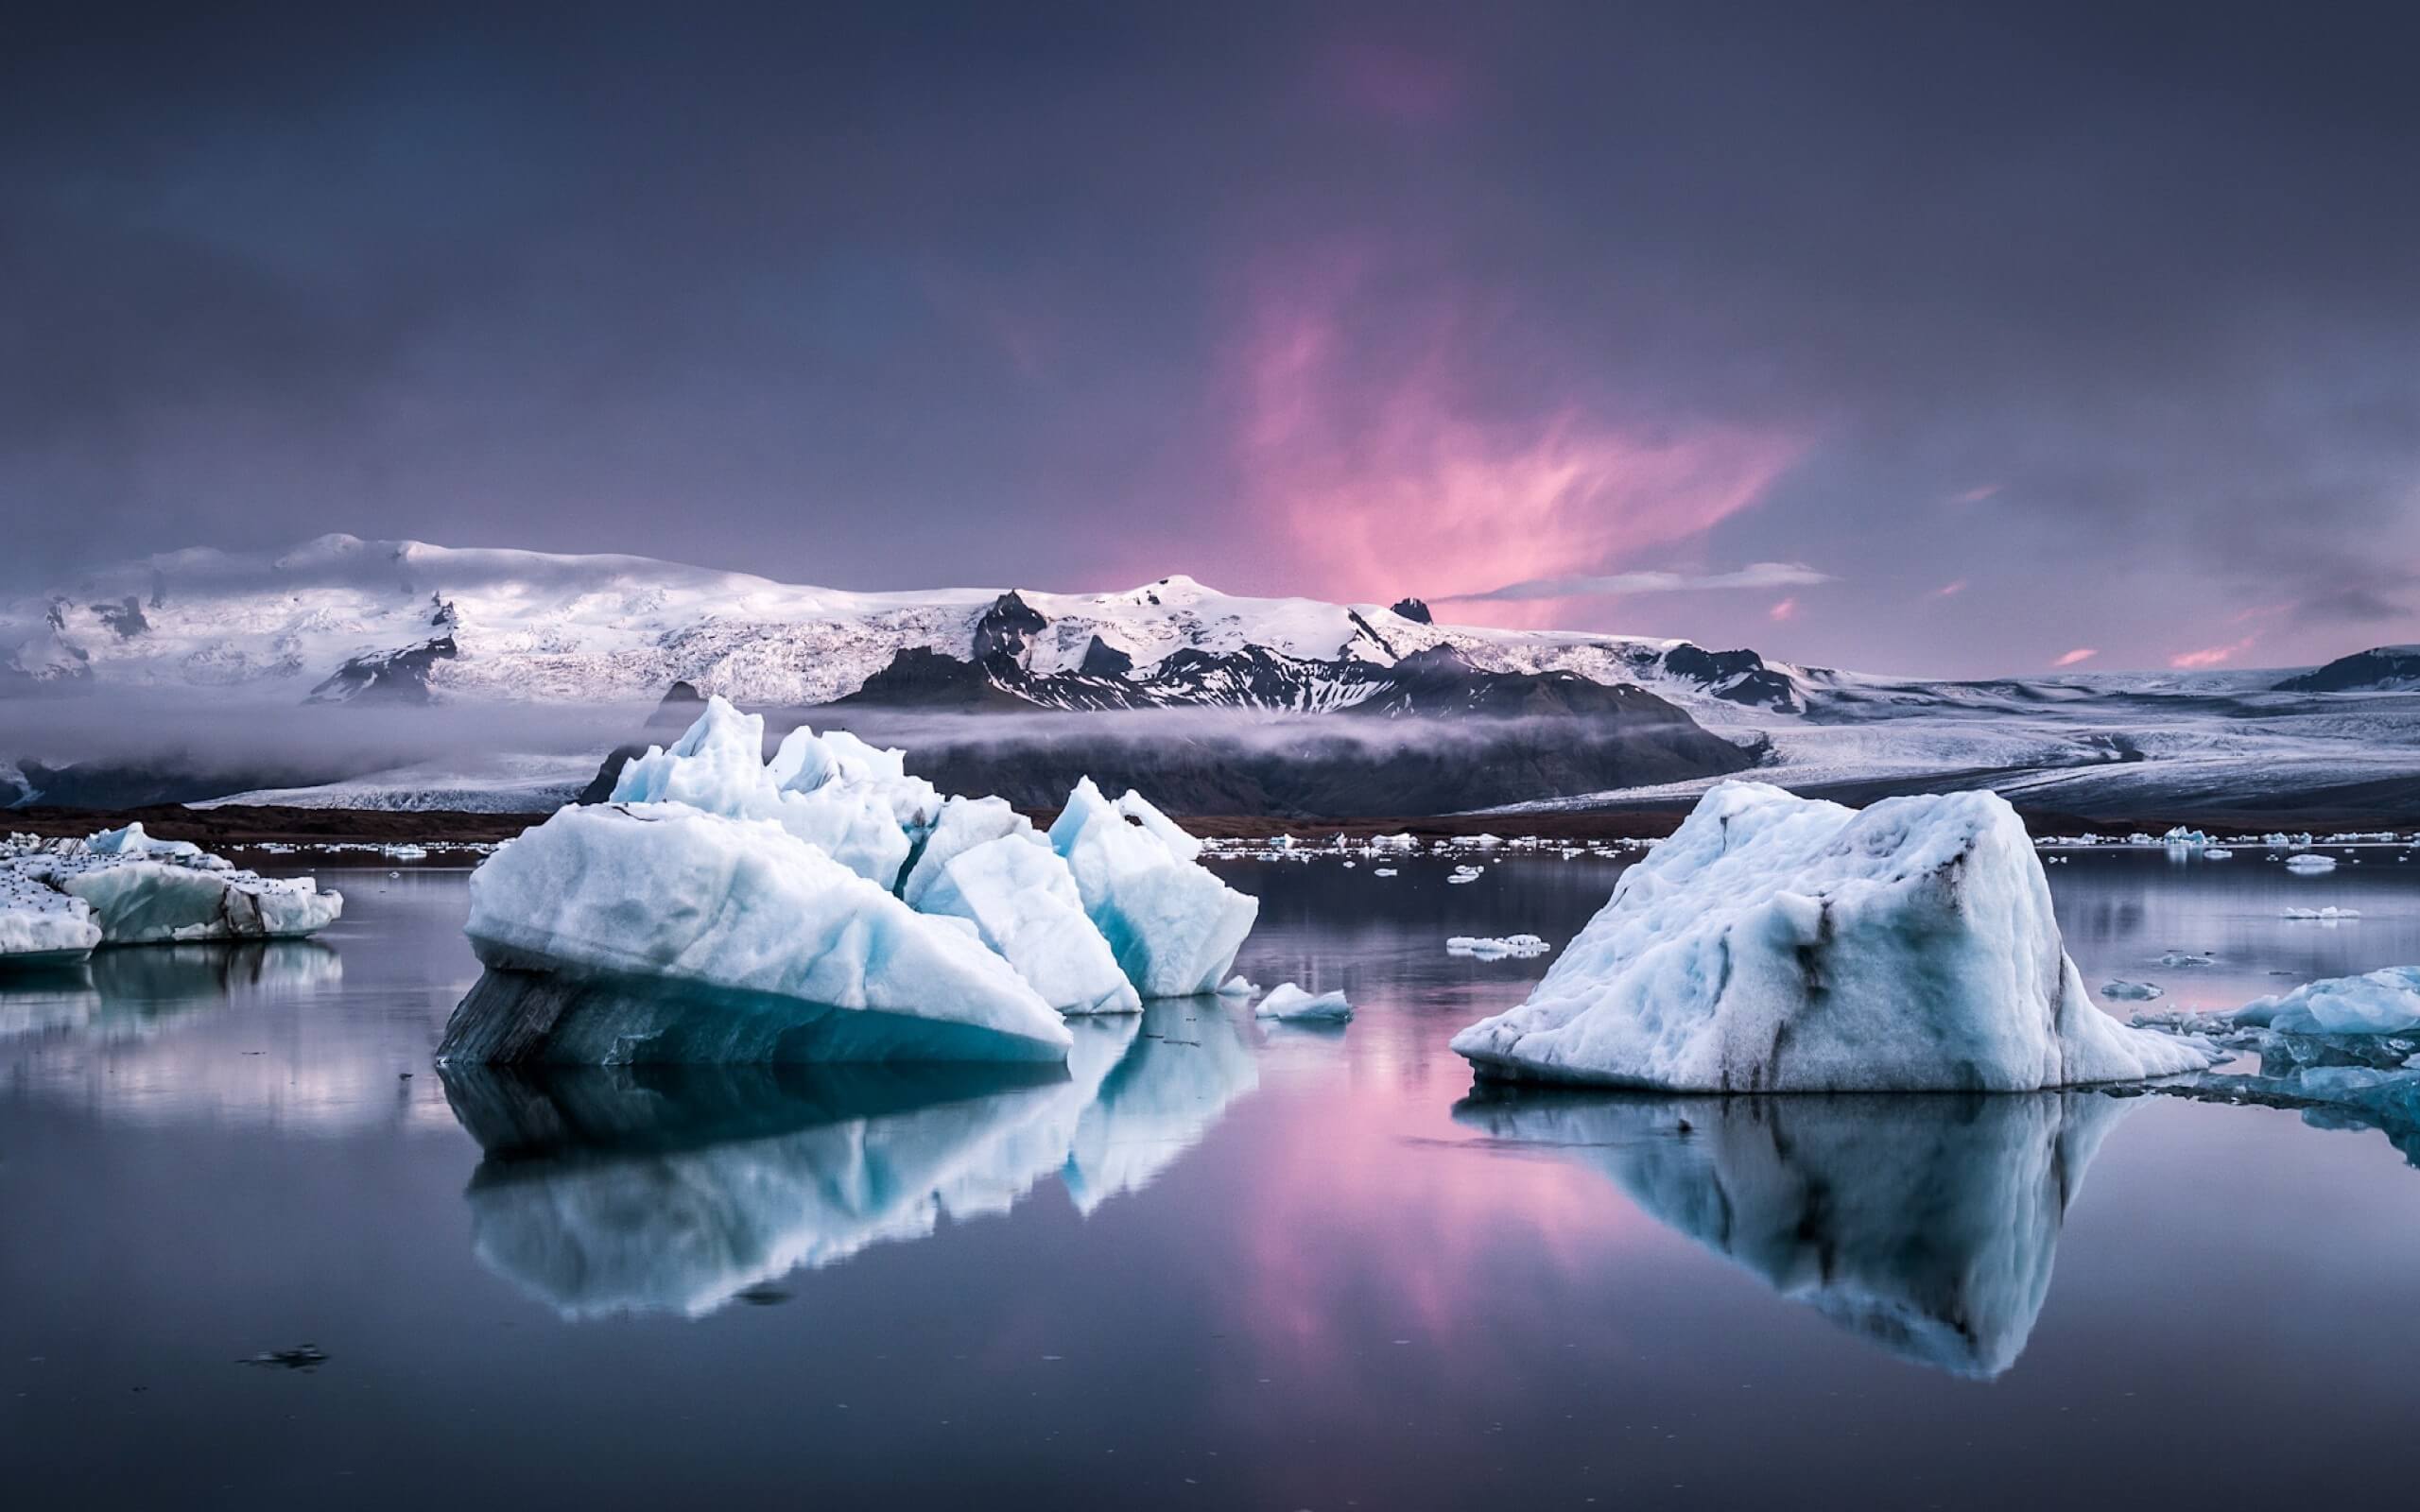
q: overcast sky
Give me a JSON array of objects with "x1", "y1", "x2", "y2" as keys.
[{"x1": 5, "y1": 1, "x2": 2416, "y2": 676}]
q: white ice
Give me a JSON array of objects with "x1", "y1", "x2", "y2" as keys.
[
  {"x1": 1253, "y1": 982, "x2": 1353, "y2": 1022},
  {"x1": 1450, "y1": 782, "x2": 2214, "y2": 1091},
  {"x1": 459, "y1": 801, "x2": 1072, "y2": 1063},
  {"x1": 914, "y1": 833, "x2": 1141, "y2": 1015},
  {"x1": 1049, "y1": 778, "x2": 1258, "y2": 997},
  {"x1": 2232, "y1": 967, "x2": 2420, "y2": 1035},
  {"x1": 2284, "y1": 853, "x2": 2339, "y2": 873},
  {"x1": 1448, "y1": 934, "x2": 1551, "y2": 960},
  {"x1": 4, "y1": 828, "x2": 341, "y2": 950}
]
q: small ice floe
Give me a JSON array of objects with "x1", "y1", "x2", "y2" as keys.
[
  {"x1": 2155, "y1": 951, "x2": 2217, "y2": 969},
  {"x1": 2282, "y1": 906, "x2": 2360, "y2": 922},
  {"x1": 2232, "y1": 967, "x2": 2420, "y2": 1035},
  {"x1": 1450, "y1": 782, "x2": 2213, "y2": 1091},
  {"x1": 2100, "y1": 980, "x2": 2165, "y2": 1002},
  {"x1": 2285, "y1": 853, "x2": 2339, "y2": 873},
  {"x1": 1253, "y1": 983, "x2": 1353, "y2": 1023},
  {"x1": 3, "y1": 826, "x2": 341, "y2": 961},
  {"x1": 1373, "y1": 868, "x2": 1397, "y2": 877},
  {"x1": 2202, "y1": 847, "x2": 2235, "y2": 860},
  {"x1": 1445, "y1": 865, "x2": 1485, "y2": 885},
  {"x1": 238, "y1": 1344, "x2": 329, "y2": 1371},
  {"x1": 1217, "y1": 974, "x2": 1257, "y2": 997},
  {"x1": 1447, "y1": 934, "x2": 1552, "y2": 960}
]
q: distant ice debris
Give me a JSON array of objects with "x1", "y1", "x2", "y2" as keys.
[
  {"x1": 2201, "y1": 847, "x2": 2235, "y2": 860},
  {"x1": 2154, "y1": 951, "x2": 2217, "y2": 969},
  {"x1": 2231, "y1": 967, "x2": 2420, "y2": 1036},
  {"x1": 1450, "y1": 782, "x2": 2214, "y2": 1091},
  {"x1": 1445, "y1": 865, "x2": 1485, "y2": 885},
  {"x1": 1447, "y1": 934, "x2": 1551, "y2": 960},
  {"x1": 3, "y1": 826, "x2": 341, "y2": 961},
  {"x1": 2100, "y1": 980, "x2": 2165, "y2": 1002},
  {"x1": 1253, "y1": 983, "x2": 1353, "y2": 1022},
  {"x1": 446, "y1": 696, "x2": 1251, "y2": 1064},
  {"x1": 2282, "y1": 906, "x2": 2360, "y2": 922}
]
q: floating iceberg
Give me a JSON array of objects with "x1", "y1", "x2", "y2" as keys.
[
  {"x1": 451, "y1": 697, "x2": 1248, "y2": 1063},
  {"x1": 453, "y1": 805, "x2": 1071, "y2": 1064},
  {"x1": 2100, "y1": 980, "x2": 2165, "y2": 1002},
  {"x1": 2232, "y1": 967, "x2": 2420, "y2": 1036},
  {"x1": 2282, "y1": 905, "x2": 2360, "y2": 922},
  {"x1": 2284, "y1": 853, "x2": 2339, "y2": 874},
  {"x1": 1448, "y1": 933, "x2": 1551, "y2": 960},
  {"x1": 1456, "y1": 1089, "x2": 2130, "y2": 1378},
  {"x1": 1451, "y1": 782, "x2": 2213, "y2": 1091},
  {"x1": 1050, "y1": 779, "x2": 1258, "y2": 998},
  {"x1": 4, "y1": 827, "x2": 340, "y2": 956},
  {"x1": 1253, "y1": 982, "x2": 1353, "y2": 1022}
]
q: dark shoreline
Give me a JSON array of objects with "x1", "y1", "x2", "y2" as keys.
[{"x1": 9, "y1": 798, "x2": 2412, "y2": 856}]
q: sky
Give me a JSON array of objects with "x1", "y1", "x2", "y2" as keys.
[{"x1": 5, "y1": 1, "x2": 2417, "y2": 678}]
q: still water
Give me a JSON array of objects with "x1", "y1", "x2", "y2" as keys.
[{"x1": 4, "y1": 850, "x2": 2418, "y2": 1508}]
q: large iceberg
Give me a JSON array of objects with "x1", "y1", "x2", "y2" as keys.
[
  {"x1": 1451, "y1": 783, "x2": 2212, "y2": 1091},
  {"x1": 1456, "y1": 1090, "x2": 2129, "y2": 1378},
  {"x1": 448, "y1": 696, "x2": 1250, "y2": 1063},
  {"x1": 4, "y1": 826, "x2": 341, "y2": 958},
  {"x1": 1050, "y1": 779, "x2": 1258, "y2": 997}
]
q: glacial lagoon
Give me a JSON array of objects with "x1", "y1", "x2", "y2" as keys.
[{"x1": 5, "y1": 850, "x2": 2419, "y2": 1507}]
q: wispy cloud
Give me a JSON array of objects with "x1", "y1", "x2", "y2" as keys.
[
  {"x1": 1932, "y1": 579, "x2": 1968, "y2": 598},
  {"x1": 2170, "y1": 636, "x2": 2258, "y2": 669},
  {"x1": 2052, "y1": 647, "x2": 2098, "y2": 667},
  {"x1": 1768, "y1": 596, "x2": 1798, "y2": 622},
  {"x1": 1443, "y1": 561, "x2": 1831, "y2": 604},
  {"x1": 1949, "y1": 485, "x2": 2002, "y2": 505}
]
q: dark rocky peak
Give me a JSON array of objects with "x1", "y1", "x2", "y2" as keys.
[
  {"x1": 304, "y1": 635, "x2": 458, "y2": 704},
  {"x1": 971, "y1": 591, "x2": 1048, "y2": 667},
  {"x1": 645, "y1": 679, "x2": 706, "y2": 729},
  {"x1": 2274, "y1": 646, "x2": 2420, "y2": 694},
  {"x1": 93, "y1": 596, "x2": 149, "y2": 639},
  {"x1": 1077, "y1": 635, "x2": 1134, "y2": 679},
  {"x1": 1661, "y1": 644, "x2": 1799, "y2": 712},
  {"x1": 149, "y1": 568, "x2": 168, "y2": 610},
  {"x1": 838, "y1": 646, "x2": 1043, "y2": 711},
  {"x1": 1390, "y1": 597, "x2": 1433, "y2": 625},
  {"x1": 428, "y1": 593, "x2": 459, "y2": 630}
]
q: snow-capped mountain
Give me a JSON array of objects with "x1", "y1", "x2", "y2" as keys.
[{"x1": 0, "y1": 533, "x2": 1807, "y2": 717}]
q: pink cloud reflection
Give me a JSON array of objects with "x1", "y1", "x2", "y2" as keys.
[{"x1": 1232, "y1": 270, "x2": 1804, "y2": 627}]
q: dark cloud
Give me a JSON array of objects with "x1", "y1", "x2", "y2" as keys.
[{"x1": 4, "y1": 0, "x2": 2416, "y2": 675}]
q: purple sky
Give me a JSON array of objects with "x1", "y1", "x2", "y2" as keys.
[{"x1": 5, "y1": 1, "x2": 2417, "y2": 676}]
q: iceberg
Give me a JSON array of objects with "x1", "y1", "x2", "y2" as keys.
[
  {"x1": 2284, "y1": 853, "x2": 2339, "y2": 873},
  {"x1": 1447, "y1": 933, "x2": 1551, "y2": 960},
  {"x1": 1049, "y1": 779, "x2": 1258, "y2": 997},
  {"x1": 1253, "y1": 982, "x2": 1353, "y2": 1022},
  {"x1": 2100, "y1": 980, "x2": 2164, "y2": 1002},
  {"x1": 452, "y1": 696, "x2": 1242, "y2": 1062},
  {"x1": 1451, "y1": 782, "x2": 2213, "y2": 1091},
  {"x1": 1455, "y1": 1089, "x2": 2130, "y2": 1378},
  {"x1": 452, "y1": 805, "x2": 1072, "y2": 1064},
  {"x1": 3, "y1": 827, "x2": 341, "y2": 952},
  {"x1": 2232, "y1": 967, "x2": 2420, "y2": 1036}
]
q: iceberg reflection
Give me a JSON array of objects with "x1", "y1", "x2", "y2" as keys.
[
  {"x1": 1454, "y1": 1090, "x2": 2131, "y2": 1378},
  {"x1": 0, "y1": 940, "x2": 341, "y2": 1042},
  {"x1": 442, "y1": 988, "x2": 1256, "y2": 1317}
]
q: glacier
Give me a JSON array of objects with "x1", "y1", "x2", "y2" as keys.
[
  {"x1": 445, "y1": 696, "x2": 1251, "y2": 1063},
  {"x1": 1451, "y1": 782, "x2": 2214, "y2": 1091},
  {"x1": 3, "y1": 825, "x2": 341, "y2": 957}
]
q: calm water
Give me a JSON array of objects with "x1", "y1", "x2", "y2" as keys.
[{"x1": 5, "y1": 850, "x2": 2419, "y2": 1508}]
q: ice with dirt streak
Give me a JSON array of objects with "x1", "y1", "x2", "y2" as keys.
[
  {"x1": 3, "y1": 824, "x2": 341, "y2": 956},
  {"x1": 1451, "y1": 782, "x2": 2214, "y2": 1091}
]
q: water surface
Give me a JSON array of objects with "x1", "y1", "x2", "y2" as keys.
[{"x1": 5, "y1": 851, "x2": 2418, "y2": 1508}]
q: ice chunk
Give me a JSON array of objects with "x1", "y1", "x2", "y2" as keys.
[
  {"x1": 450, "y1": 803, "x2": 1071, "y2": 1064},
  {"x1": 1456, "y1": 1090, "x2": 2130, "y2": 1378},
  {"x1": 2201, "y1": 847, "x2": 2235, "y2": 860},
  {"x1": 4, "y1": 830, "x2": 341, "y2": 949},
  {"x1": 2284, "y1": 853, "x2": 2339, "y2": 873},
  {"x1": 1049, "y1": 778, "x2": 1258, "y2": 997},
  {"x1": 1253, "y1": 982, "x2": 1353, "y2": 1022},
  {"x1": 2282, "y1": 905, "x2": 2359, "y2": 921},
  {"x1": 2232, "y1": 967, "x2": 2420, "y2": 1035},
  {"x1": 1, "y1": 866, "x2": 101, "y2": 964},
  {"x1": 1217, "y1": 974, "x2": 1257, "y2": 996},
  {"x1": 915, "y1": 834, "x2": 1140, "y2": 1015},
  {"x1": 1448, "y1": 934, "x2": 1551, "y2": 960},
  {"x1": 1451, "y1": 782, "x2": 2213, "y2": 1091},
  {"x1": 899, "y1": 795, "x2": 1035, "y2": 907},
  {"x1": 2100, "y1": 980, "x2": 2164, "y2": 1001}
]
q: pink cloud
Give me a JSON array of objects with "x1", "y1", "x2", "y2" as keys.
[
  {"x1": 1229, "y1": 262, "x2": 1806, "y2": 626},
  {"x1": 1933, "y1": 579, "x2": 1968, "y2": 597},
  {"x1": 2053, "y1": 647, "x2": 2098, "y2": 667},
  {"x1": 2170, "y1": 635, "x2": 2258, "y2": 669},
  {"x1": 2230, "y1": 600, "x2": 2293, "y2": 625},
  {"x1": 1950, "y1": 484, "x2": 2001, "y2": 505},
  {"x1": 1768, "y1": 596, "x2": 1797, "y2": 622}
]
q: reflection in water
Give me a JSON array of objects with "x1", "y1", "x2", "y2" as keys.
[
  {"x1": 1455, "y1": 1090, "x2": 2130, "y2": 1378},
  {"x1": 442, "y1": 992, "x2": 1257, "y2": 1317},
  {"x1": 0, "y1": 940, "x2": 342, "y2": 1041},
  {"x1": 2163, "y1": 1029, "x2": 2420, "y2": 1166}
]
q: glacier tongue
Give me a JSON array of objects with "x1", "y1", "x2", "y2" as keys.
[{"x1": 1451, "y1": 782, "x2": 2213, "y2": 1091}]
